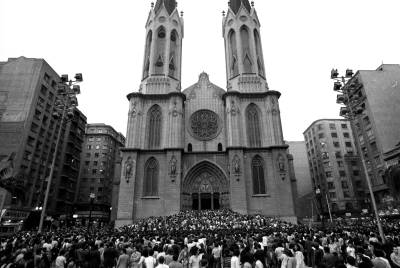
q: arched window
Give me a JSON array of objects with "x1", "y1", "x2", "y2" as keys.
[
  {"x1": 252, "y1": 156, "x2": 266, "y2": 194},
  {"x1": 147, "y1": 105, "x2": 162, "y2": 148},
  {"x1": 143, "y1": 30, "x2": 152, "y2": 79},
  {"x1": 240, "y1": 26, "x2": 252, "y2": 73},
  {"x1": 188, "y1": 143, "x2": 192, "y2": 152},
  {"x1": 246, "y1": 104, "x2": 261, "y2": 147},
  {"x1": 218, "y1": 143, "x2": 223, "y2": 152},
  {"x1": 169, "y1": 30, "x2": 179, "y2": 78},
  {"x1": 228, "y1": 30, "x2": 239, "y2": 77},
  {"x1": 254, "y1": 30, "x2": 265, "y2": 77},
  {"x1": 143, "y1": 158, "x2": 159, "y2": 196},
  {"x1": 154, "y1": 26, "x2": 166, "y2": 75}
]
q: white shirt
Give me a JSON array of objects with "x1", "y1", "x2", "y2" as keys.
[
  {"x1": 145, "y1": 256, "x2": 156, "y2": 268},
  {"x1": 55, "y1": 256, "x2": 66, "y2": 268},
  {"x1": 231, "y1": 256, "x2": 240, "y2": 268}
]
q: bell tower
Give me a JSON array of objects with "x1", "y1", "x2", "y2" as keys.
[
  {"x1": 223, "y1": 0, "x2": 268, "y2": 92},
  {"x1": 141, "y1": 0, "x2": 184, "y2": 94}
]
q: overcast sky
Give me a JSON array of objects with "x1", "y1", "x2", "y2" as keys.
[{"x1": 1, "y1": 0, "x2": 400, "y2": 141}]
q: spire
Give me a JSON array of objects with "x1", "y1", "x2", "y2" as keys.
[
  {"x1": 229, "y1": 0, "x2": 251, "y2": 14},
  {"x1": 154, "y1": 0, "x2": 177, "y2": 15}
]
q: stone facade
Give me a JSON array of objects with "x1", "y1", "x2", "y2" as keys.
[{"x1": 116, "y1": 0, "x2": 296, "y2": 226}]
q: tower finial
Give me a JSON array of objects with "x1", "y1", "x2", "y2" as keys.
[
  {"x1": 251, "y1": 1, "x2": 254, "y2": 7},
  {"x1": 154, "y1": 0, "x2": 177, "y2": 15},
  {"x1": 229, "y1": 0, "x2": 251, "y2": 14},
  {"x1": 151, "y1": 2, "x2": 154, "y2": 8}
]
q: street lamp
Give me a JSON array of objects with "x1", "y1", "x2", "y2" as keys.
[
  {"x1": 38, "y1": 73, "x2": 83, "y2": 233},
  {"x1": 88, "y1": 193, "x2": 95, "y2": 231},
  {"x1": 331, "y1": 69, "x2": 385, "y2": 242}
]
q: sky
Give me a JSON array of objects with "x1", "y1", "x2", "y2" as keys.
[{"x1": 1, "y1": 0, "x2": 400, "y2": 141}]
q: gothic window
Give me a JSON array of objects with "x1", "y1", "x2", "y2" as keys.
[
  {"x1": 188, "y1": 143, "x2": 193, "y2": 152},
  {"x1": 254, "y1": 30, "x2": 265, "y2": 77},
  {"x1": 143, "y1": 31, "x2": 152, "y2": 79},
  {"x1": 252, "y1": 156, "x2": 266, "y2": 194},
  {"x1": 228, "y1": 30, "x2": 238, "y2": 77},
  {"x1": 169, "y1": 30, "x2": 179, "y2": 78},
  {"x1": 240, "y1": 26, "x2": 252, "y2": 73},
  {"x1": 147, "y1": 105, "x2": 162, "y2": 148},
  {"x1": 155, "y1": 26, "x2": 166, "y2": 75},
  {"x1": 218, "y1": 143, "x2": 223, "y2": 152},
  {"x1": 143, "y1": 157, "x2": 159, "y2": 196},
  {"x1": 246, "y1": 104, "x2": 261, "y2": 147}
]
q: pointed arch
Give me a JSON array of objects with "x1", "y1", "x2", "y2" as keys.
[
  {"x1": 143, "y1": 30, "x2": 152, "y2": 79},
  {"x1": 154, "y1": 26, "x2": 167, "y2": 75},
  {"x1": 240, "y1": 26, "x2": 252, "y2": 73},
  {"x1": 147, "y1": 105, "x2": 162, "y2": 148},
  {"x1": 228, "y1": 29, "x2": 239, "y2": 77},
  {"x1": 252, "y1": 155, "x2": 266, "y2": 194},
  {"x1": 254, "y1": 29, "x2": 265, "y2": 77},
  {"x1": 169, "y1": 30, "x2": 179, "y2": 78},
  {"x1": 143, "y1": 157, "x2": 159, "y2": 196},
  {"x1": 246, "y1": 104, "x2": 261, "y2": 147}
]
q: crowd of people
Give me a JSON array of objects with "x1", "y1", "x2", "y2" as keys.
[{"x1": 0, "y1": 209, "x2": 399, "y2": 268}]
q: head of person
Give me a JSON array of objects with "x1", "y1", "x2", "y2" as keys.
[
  {"x1": 159, "y1": 256, "x2": 165, "y2": 264},
  {"x1": 346, "y1": 256, "x2": 356, "y2": 266}
]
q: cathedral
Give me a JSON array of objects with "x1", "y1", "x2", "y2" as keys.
[{"x1": 116, "y1": 0, "x2": 297, "y2": 226}]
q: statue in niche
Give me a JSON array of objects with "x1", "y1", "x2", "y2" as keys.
[
  {"x1": 171, "y1": 101, "x2": 179, "y2": 117},
  {"x1": 124, "y1": 157, "x2": 135, "y2": 183},
  {"x1": 232, "y1": 155, "x2": 240, "y2": 175},
  {"x1": 129, "y1": 101, "x2": 137, "y2": 117},
  {"x1": 278, "y1": 155, "x2": 285, "y2": 172},
  {"x1": 230, "y1": 100, "x2": 239, "y2": 116},
  {"x1": 170, "y1": 156, "x2": 177, "y2": 176}
]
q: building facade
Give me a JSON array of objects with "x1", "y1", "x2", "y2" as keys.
[
  {"x1": 303, "y1": 119, "x2": 365, "y2": 216},
  {"x1": 116, "y1": 0, "x2": 297, "y2": 226},
  {"x1": 0, "y1": 57, "x2": 86, "y2": 223},
  {"x1": 340, "y1": 64, "x2": 400, "y2": 204},
  {"x1": 75, "y1": 124, "x2": 125, "y2": 223}
]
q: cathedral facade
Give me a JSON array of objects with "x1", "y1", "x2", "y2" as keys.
[{"x1": 116, "y1": 0, "x2": 297, "y2": 227}]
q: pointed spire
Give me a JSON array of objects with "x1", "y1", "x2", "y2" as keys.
[
  {"x1": 229, "y1": 0, "x2": 251, "y2": 14},
  {"x1": 154, "y1": 0, "x2": 177, "y2": 15}
]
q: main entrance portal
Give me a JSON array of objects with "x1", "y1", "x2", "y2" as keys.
[{"x1": 182, "y1": 161, "x2": 229, "y2": 211}]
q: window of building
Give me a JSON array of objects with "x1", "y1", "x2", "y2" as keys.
[
  {"x1": 143, "y1": 158, "x2": 159, "y2": 196},
  {"x1": 345, "y1": 142, "x2": 352, "y2": 148},
  {"x1": 147, "y1": 105, "x2": 162, "y2": 149},
  {"x1": 363, "y1": 116, "x2": 371, "y2": 126},
  {"x1": 337, "y1": 161, "x2": 343, "y2": 167},
  {"x1": 333, "y1": 142, "x2": 340, "y2": 148},
  {"x1": 86, "y1": 153, "x2": 91, "y2": 158},
  {"x1": 96, "y1": 137, "x2": 102, "y2": 141},
  {"x1": 322, "y1": 152, "x2": 329, "y2": 160},
  {"x1": 329, "y1": 123, "x2": 336, "y2": 130},
  {"x1": 85, "y1": 161, "x2": 89, "y2": 166},
  {"x1": 93, "y1": 161, "x2": 98, "y2": 166},
  {"x1": 325, "y1": 171, "x2": 332, "y2": 178},
  {"x1": 366, "y1": 129, "x2": 374, "y2": 140},
  {"x1": 353, "y1": 170, "x2": 360, "y2": 176},
  {"x1": 218, "y1": 143, "x2": 223, "y2": 152},
  {"x1": 87, "y1": 145, "x2": 92, "y2": 150},
  {"x1": 102, "y1": 145, "x2": 108, "y2": 150},
  {"x1": 188, "y1": 144, "x2": 192, "y2": 152},
  {"x1": 43, "y1": 73, "x2": 50, "y2": 83},
  {"x1": 341, "y1": 124, "x2": 348, "y2": 129},
  {"x1": 329, "y1": 192, "x2": 336, "y2": 199},
  {"x1": 252, "y1": 156, "x2": 266, "y2": 195},
  {"x1": 98, "y1": 187, "x2": 103, "y2": 192},
  {"x1": 318, "y1": 133, "x2": 324, "y2": 139},
  {"x1": 355, "y1": 180, "x2": 362, "y2": 188},
  {"x1": 341, "y1": 181, "x2": 349, "y2": 189},
  {"x1": 40, "y1": 85, "x2": 48, "y2": 96},
  {"x1": 335, "y1": 151, "x2": 342, "y2": 159},
  {"x1": 370, "y1": 142, "x2": 378, "y2": 153},
  {"x1": 343, "y1": 132, "x2": 350, "y2": 138},
  {"x1": 328, "y1": 182, "x2": 335, "y2": 190},
  {"x1": 343, "y1": 192, "x2": 351, "y2": 198},
  {"x1": 339, "y1": 170, "x2": 346, "y2": 177},
  {"x1": 88, "y1": 137, "x2": 94, "y2": 142},
  {"x1": 92, "y1": 169, "x2": 97, "y2": 174},
  {"x1": 317, "y1": 124, "x2": 323, "y2": 130},
  {"x1": 95, "y1": 145, "x2": 100, "y2": 150},
  {"x1": 246, "y1": 104, "x2": 262, "y2": 147},
  {"x1": 331, "y1": 132, "x2": 338, "y2": 138}
]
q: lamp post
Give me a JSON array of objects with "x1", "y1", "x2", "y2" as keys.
[
  {"x1": 331, "y1": 68, "x2": 385, "y2": 242},
  {"x1": 87, "y1": 193, "x2": 95, "y2": 231},
  {"x1": 38, "y1": 73, "x2": 83, "y2": 233}
]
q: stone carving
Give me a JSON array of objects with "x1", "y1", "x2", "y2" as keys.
[
  {"x1": 170, "y1": 101, "x2": 180, "y2": 117},
  {"x1": 124, "y1": 157, "x2": 136, "y2": 183},
  {"x1": 227, "y1": 100, "x2": 240, "y2": 116},
  {"x1": 189, "y1": 90, "x2": 196, "y2": 100},
  {"x1": 129, "y1": 101, "x2": 142, "y2": 117},
  {"x1": 189, "y1": 110, "x2": 221, "y2": 141},
  {"x1": 278, "y1": 155, "x2": 285, "y2": 172},
  {"x1": 232, "y1": 155, "x2": 241, "y2": 175},
  {"x1": 169, "y1": 156, "x2": 177, "y2": 177}
]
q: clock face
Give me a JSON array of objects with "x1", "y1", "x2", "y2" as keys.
[{"x1": 189, "y1": 109, "x2": 222, "y2": 141}]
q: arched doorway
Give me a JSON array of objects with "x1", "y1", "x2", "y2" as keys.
[{"x1": 182, "y1": 161, "x2": 229, "y2": 211}]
